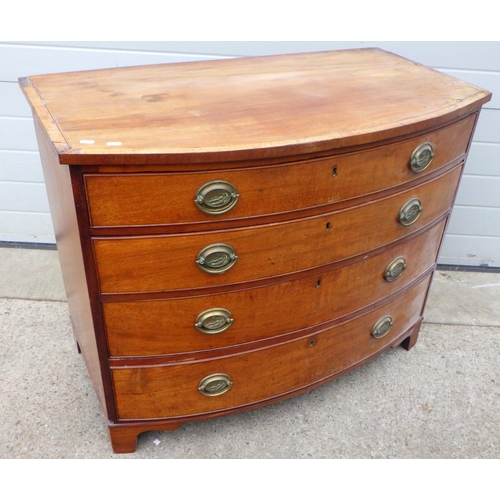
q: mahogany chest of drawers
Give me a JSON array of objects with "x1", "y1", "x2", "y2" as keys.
[{"x1": 20, "y1": 48, "x2": 491, "y2": 453}]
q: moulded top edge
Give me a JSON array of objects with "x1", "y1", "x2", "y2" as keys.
[{"x1": 19, "y1": 48, "x2": 492, "y2": 166}]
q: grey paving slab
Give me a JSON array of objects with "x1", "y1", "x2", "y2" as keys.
[
  {"x1": 0, "y1": 247, "x2": 65, "y2": 301},
  {"x1": 1, "y1": 247, "x2": 499, "y2": 458},
  {"x1": 1, "y1": 297, "x2": 499, "y2": 458},
  {"x1": 425, "y1": 270, "x2": 500, "y2": 326}
]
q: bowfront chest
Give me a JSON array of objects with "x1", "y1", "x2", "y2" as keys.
[{"x1": 20, "y1": 49, "x2": 491, "y2": 452}]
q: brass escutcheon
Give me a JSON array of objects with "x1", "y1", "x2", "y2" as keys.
[
  {"x1": 384, "y1": 257, "x2": 407, "y2": 282},
  {"x1": 195, "y1": 180, "x2": 239, "y2": 215},
  {"x1": 196, "y1": 243, "x2": 238, "y2": 274},
  {"x1": 410, "y1": 142, "x2": 435, "y2": 173},
  {"x1": 371, "y1": 315, "x2": 394, "y2": 339},
  {"x1": 195, "y1": 308, "x2": 233, "y2": 334},
  {"x1": 199, "y1": 373, "x2": 233, "y2": 396},
  {"x1": 399, "y1": 198, "x2": 423, "y2": 226}
]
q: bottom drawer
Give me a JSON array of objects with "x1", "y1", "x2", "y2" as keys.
[{"x1": 112, "y1": 274, "x2": 431, "y2": 420}]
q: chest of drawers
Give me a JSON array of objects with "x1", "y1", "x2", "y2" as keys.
[{"x1": 20, "y1": 48, "x2": 491, "y2": 453}]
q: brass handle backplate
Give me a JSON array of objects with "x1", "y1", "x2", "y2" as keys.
[
  {"x1": 399, "y1": 198, "x2": 423, "y2": 226},
  {"x1": 410, "y1": 142, "x2": 435, "y2": 173},
  {"x1": 195, "y1": 180, "x2": 239, "y2": 215},
  {"x1": 196, "y1": 243, "x2": 238, "y2": 274},
  {"x1": 384, "y1": 257, "x2": 407, "y2": 282},
  {"x1": 371, "y1": 315, "x2": 394, "y2": 339},
  {"x1": 195, "y1": 308, "x2": 233, "y2": 334},
  {"x1": 199, "y1": 373, "x2": 233, "y2": 396}
]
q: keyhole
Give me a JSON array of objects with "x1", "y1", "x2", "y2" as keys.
[
  {"x1": 332, "y1": 166, "x2": 338, "y2": 177},
  {"x1": 316, "y1": 279, "x2": 322, "y2": 287},
  {"x1": 326, "y1": 222, "x2": 331, "y2": 231},
  {"x1": 310, "y1": 340, "x2": 315, "y2": 347}
]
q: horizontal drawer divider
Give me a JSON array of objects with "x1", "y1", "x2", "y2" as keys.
[
  {"x1": 99, "y1": 213, "x2": 448, "y2": 303},
  {"x1": 89, "y1": 157, "x2": 465, "y2": 236},
  {"x1": 93, "y1": 164, "x2": 461, "y2": 295},
  {"x1": 108, "y1": 268, "x2": 433, "y2": 367},
  {"x1": 112, "y1": 319, "x2": 423, "y2": 423}
]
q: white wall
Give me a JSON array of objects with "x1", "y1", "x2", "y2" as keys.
[{"x1": 1, "y1": 42, "x2": 499, "y2": 266}]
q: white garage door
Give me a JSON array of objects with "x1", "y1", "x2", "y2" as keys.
[{"x1": 1, "y1": 42, "x2": 498, "y2": 266}]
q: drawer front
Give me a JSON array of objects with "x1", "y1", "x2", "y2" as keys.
[
  {"x1": 112, "y1": 275, "x2": 430, "y2": 420},
  {"x1": 104, "y1": 219, "x2": 445, "y2": 357},
  {"x1": 85, "y1": 115, "x2": 475, "y2": 227},
  {"x1": 94, "y1": 165, "x2": 461, "y2": 294}
]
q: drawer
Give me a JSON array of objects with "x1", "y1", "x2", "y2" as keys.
[
  {"x1": 85, "y1": 115, "x2": 475, "y2": 227},
  {"x1": 94, "y1": 165, "x2": 461, "y2": 294},
  {"x1": 112, "y1": 274, "x2": 431, "y2": 420},
  {"x1": 104, "y1": 219, "x2": 445, "y2": 357}
]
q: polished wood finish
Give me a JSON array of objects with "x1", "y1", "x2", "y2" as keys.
[
  {"x1": 21, "y1": 49, "x2": 490, "y2": 165},
  {"x1": 112, "y1": 275, "x2": 431, "y2": 420},
  {"x1": 31, "y1": 115, "x2": 114, "y2": 419},
  {"x1": 104, "y1": 220, "x2": 445, "y2": 358},
  {"x1": 85, "y1": 114, "x2": 475, "y2": 228},
  {"x1": 93, "y1": 166, "x2": 461, "y2": 294},
  {"x1": 108, "y1": 422, "x2": 182, "y2": 454},
  {"x1": 20, "y1": 49, "x2": 491, "y2": 453}
]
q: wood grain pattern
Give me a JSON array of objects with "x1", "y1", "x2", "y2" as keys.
[
  {"x1": 20, "y1": 49, "x2": 491, "y2": 165},
  {"x1": 112, "y1": 275, "x2": 430, "y2": 420},
  {"x1": 93, "y1": 165, "x2": 462, "y2": 294},
  {"x1": 103, "y1": 219, "x2": 445, "y2": 357},
  {"x1": 85, "y1": 114, "x2": 475, "y2": 228},
  {"x1": 20, "y1": 49, "x2": 490, "y2": 453},
  {"x1": 107, "y1": 316, "x2": 424, "y2": 453},
  {"x1": 32, "y1": 115, "x2": 113, "y2": 419}
]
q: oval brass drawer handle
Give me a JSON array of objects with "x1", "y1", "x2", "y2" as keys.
[
  {"x1": 410, "y1": 142, "x2": 435, "y2": 173},
  {"x1": 399, "y1": 198, "x2": 423, "y2": 226},
  {"x1": 195, "y1": 180, "x2": 239, "y2": 215},
  {"x1": 196, "y1": 243, "x2": 238, "y2": 274},
  {"x1": 195, "y1": 308, "x2": 234, "y2": 334},
  {"x1": 371, "y1": 315, "x2": 394, "y2": 339},
  {"x1": 384, "y1": 257, "x2": 407, "y2": 282},
  {"x1": 199, "y1": 373, "x2": 233, "y2": 396}
]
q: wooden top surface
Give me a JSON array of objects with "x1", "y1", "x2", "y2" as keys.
[{"x1": 20, "y1": 48, "x2": 491, "y2": 165}]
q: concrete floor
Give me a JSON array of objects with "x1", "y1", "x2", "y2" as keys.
[{"x1": 1, "y1": 246, "x2": 499, "y2": 458}]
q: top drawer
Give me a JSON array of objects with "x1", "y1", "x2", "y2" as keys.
[
  {"x1": 94, "y1": 165, "x2": 461, "y2": 294},
  {"x1": 84, "y1": 115, "x2": 475, "y2": 228}
]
